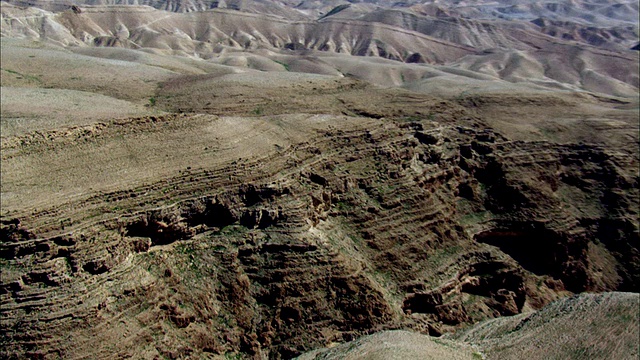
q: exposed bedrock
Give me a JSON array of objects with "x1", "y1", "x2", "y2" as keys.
[{"x1": 1, "y1": 117, "x2": 637, "y2": 358}]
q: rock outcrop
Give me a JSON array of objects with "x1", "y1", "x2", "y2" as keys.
[{"x1": 1, "y1": 106, "x2": 637, "y2": 358}]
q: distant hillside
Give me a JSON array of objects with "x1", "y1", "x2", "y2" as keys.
[{"x1": 1, "y1": 1, "x2": 638, "y2": 96}]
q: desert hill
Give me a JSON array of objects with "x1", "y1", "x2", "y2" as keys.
[
  {"x1": 1, "y1": 0, "x2": 638, "y2": 96},
  {"x1": 451, "y1": 291, "x2": 640, "y2": 359},
  {"x1": 297, "y1": 292, "x2": 639, "y2": 359},
  {"x1": 1, "y1": 66, "x2": 638, "y2": 357}
]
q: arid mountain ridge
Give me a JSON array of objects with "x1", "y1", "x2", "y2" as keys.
[{"x1": 1, "y1": 0, "x2": 638, "y2": 97}]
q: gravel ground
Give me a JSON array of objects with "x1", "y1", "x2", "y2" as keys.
[{"x1": 1, "y1": 86, "x2": 156, "y2": 136}]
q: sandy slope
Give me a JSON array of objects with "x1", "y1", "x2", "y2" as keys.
[
  {"x1": 298, "y1": 292, "x2": 639, "y2": 360},
  {"x1": 297, "y1": 330, "x2": 478, "y2": 360},
  {"x1": 1, "y1": 1, "x2": 637, "y2": 97},
  {"x1": 451, "y1": 292, "x2": 640, "y2": 359},
  {"x1": 0, "y1": 86, "x2": 155, "y2": 136},
  {"x1": 0, "y1": 37, "x2": 175, "y2": 101}
]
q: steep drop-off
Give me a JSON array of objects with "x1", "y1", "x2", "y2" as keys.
[{"x1": 1, "y1": 91, "x2": 637, "y2": 358}]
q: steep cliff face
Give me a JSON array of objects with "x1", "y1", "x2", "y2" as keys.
[{"x1": 1, "y1": 91, "x2": 637, "y2": 358}]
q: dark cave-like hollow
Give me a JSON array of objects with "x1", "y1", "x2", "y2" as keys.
[{"x1": 474, "y1": 227, "x2": 564, "y2": 278}]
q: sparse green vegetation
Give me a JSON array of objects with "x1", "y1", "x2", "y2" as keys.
[
  {"x1": 1, "y1": 68, "x2": 42, "y2": 82},
  {"x1": 224, "y1": 352, "x2": 242, "y2": 359},
  {"x1": 212, "y1": 244, "x2": 227, "y2": 252},
  {"x1": 318, "y1": 4, "x2": 350, "y2": 20},
  {"x1": 175, "y1": 242, "x2": 196, "y2": 255},
  {"x1": 459, "y1": 211, "x2": 490, "y2": 225},
  {"x1": 219, "y1": 225, "x2": 247, "y2": 236},
  {"x1": 273, "y1": 60, "x2": 290, "y2": 71},
  {"x1": 335, "y1": 201, "x2": 351, "y2": 212},
  {"x1": 425, "y1": 245, "x2": 463, "y2": 269}
]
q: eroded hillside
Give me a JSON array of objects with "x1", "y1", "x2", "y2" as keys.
[
  {"x1": 1, "y1": 0, "x2": 638, "y2": 97},
  {"x1": 1, "y1": 80, "x2": 638, "y2": 358}
]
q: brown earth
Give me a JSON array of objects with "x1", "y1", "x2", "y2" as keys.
[{"x1": 1, "y1": 78, "x2": 638, "y2": 358}]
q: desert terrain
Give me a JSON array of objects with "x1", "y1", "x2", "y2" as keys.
[{"x1": 0, "y1": 0, "x2": 638, "y2": 358}]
